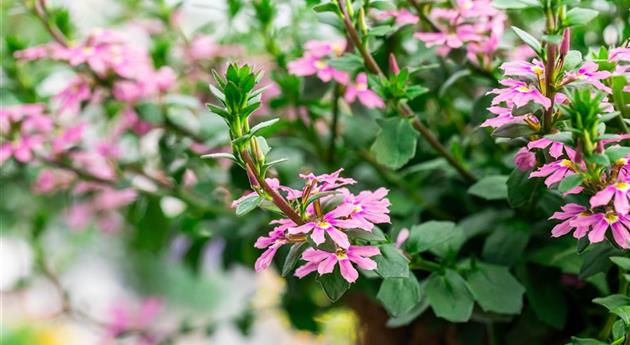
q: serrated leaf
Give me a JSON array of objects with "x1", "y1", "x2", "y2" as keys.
[
  {"x1": 406, "y1": 221, "x2": 457, "y2": 254},
  {"x1": 377, "y1": 275, "x2": 422, "y2": 317},
  {"x1": 465, "y1": 263, "x2": 525, "y2": 314},
  {"x1": 370, "y1": 117, "x2": 418, "y2": 170},
  {"x1": 425, "y1": 270, "x2": 474, "y2": 322},
  {"x1": 373, "y1": 244, "x2": 410, "y2": 278}
]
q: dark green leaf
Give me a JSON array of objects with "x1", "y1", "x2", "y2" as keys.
[
  {"x1": 235, "y1": 195, "x2": 261, "y2": 216},
  {"x1": 406, "y1": 221, "x2": 457, "y2": 254},
  {"x1": 373, "y1": 244, "x2": 410, "y2": 278},
  {"x1": 317, "y1": 268, "x2": 350, "y2": 302},
  {"x1": 611, "y1": 257, "x2": 630, "y2": 271},
  {"x1": 468, "y1": 175, "x2": 508, "y2": 200},
  {"x1": 558, "y1": 174, "x2": 583, "y2": 193},
  {"x1": 425, "y1": 270, "x2": 474, "y2": 322},
  {"x1": 511, "y1": 26, "x2": 541, "y2": 54},
  {"x1": 465, "y1": 263, "x2": 525, "y2": 314},
  {"x1": 377, "y1": 275, "x2": 422, "y2": 316},
  {"x1": 282, "y1": 242, "x2": 307, "y2": 277}
]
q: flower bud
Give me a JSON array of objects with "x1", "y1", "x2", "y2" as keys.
[
  {"x1": 560, "y1": 28, "x2": 571, "y2": 57},
  {"x1": 388, "y1": 53, "x2": 400, "y2": 75}
]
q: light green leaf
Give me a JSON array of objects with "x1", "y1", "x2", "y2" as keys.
[
  {"x1": 406, "y1": 221, "x2": 457, "y2": 254},
  {"x1": 377, "y1": 275, "x2": 422, "y2": 317},
  {"x1": 465, "y1": 263, "x2": 525, "y2": 314}
]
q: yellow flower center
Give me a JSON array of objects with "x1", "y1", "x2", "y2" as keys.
[
  {"x1": 335, "y1": 248, "x2": 348, "y2": 259},
  {"x1": 605, "y1": 212, "x2": 619, "y2": 223},
  {"x1": 559, "y1": 159, "x2": 573, "y2": 167},
  {"x1": 82, "y1": 47, "x2": 95, "y2": 56},
  {"x1": 353, "y1": 205, "x2": 363, "y2": 213},
  {"x1": 615, "y1": 182, "x2": 630, "y2": 191},
  {"x1": 314, "y1": 60, "x2": 328, "y2": 69},
  {"x1": 356, "y1": 82, "x2": 368, "y2": 91},
  {"x1": 617, "y1": 158, "x2": 628, "y2": 166},
  {"x1": 318, "y1": 221, "x2": 331, "y2": 229},
  {"x1": 332, "y1": 43, "x2": 345, "y2": 56},
  {"x1": 461, "y1": 1, "x2": 474, "y2": 9},
  {"x1": 516, "y1": 85, "x2": 530, "y2": 92}
]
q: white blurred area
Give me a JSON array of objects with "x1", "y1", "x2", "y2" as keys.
[{"x1": 1, "y1": 1, "x2": 353, "y2": 344}]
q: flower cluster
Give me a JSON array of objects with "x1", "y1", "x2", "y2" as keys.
[
  {"x1": 235, "y1": 169, "x2": 391, "y2": 283},
  {"x1": 15, "y1": 29, "x2": 175, "y2": 115},
  {"x1": 288, "y1": 40, "x2": 384, "y2": 109},
  {"x1": 413, "y1": 0, "x2": 506, "y2": 69},
  {"x1": 484, "y1": 33, "x2": 630, "y2": 249}
]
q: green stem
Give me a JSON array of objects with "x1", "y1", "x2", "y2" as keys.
[
  {"x1": 327, "y1": 83, "x2": 342, "y2": 164},
  {"x1": 336, "y1": 0, "x2": 476, "y2": 183}
]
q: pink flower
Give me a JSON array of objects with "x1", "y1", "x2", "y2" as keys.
[
  {"x1": 113, "y1": 80, "x2": 145, "y2": 103},
  {"x1": 456, "y1": 0, "x2": 498, "y2": 17},
  {"x1": 514, "y1": 147, "x2": 536, "y2": 171},
  {"x1": 590, "y1": 179, "x2": 630, "y2": 215},
  {"x1": 414, "y1": 25, "x2": 480, "y2": 51},
  {"x1": 253, "y1": 219, "x2": 293, "y2": 272},
  {"x1": 33, "y1": 169, "x2": 75, "y2": 194},
  {"x1": 92, "y1": 188, "x2": 137, "y2": 210},
  {"x1": 341, "y1": 187, "x2": 391, "y2": 231},
  {"x1": 2, "y1": 136, "x2": 44, "y2": 164},
  {"x1": 288, "y1": 55, "x2": 349, "y2": 84},
  {"x1": 609, "y1": 48, "x2": 630, "y2": 63},
  {"x1": 344, "y1": 73, "x2": 384, "y2": 109},
  {"x1": 489, "y1": 79, "x2": 551, "y2": 109},
  {"x1": 294, "y1": 246, "x2": 380, "y2": 283},
  {"x1": 374, "y1": 9, "x2": 419, "y2": 26},
  {"x1": 527, "y1": 138, "x2": 576, "y2": 160},
  {"x1": 288, "y1": 204, "x2": 359, "y2": 248},
  {"x1": 549, "y1": 203, "x2": 591, "y2": 238},
  {"x1": 52, "y1": 124, "x2": 85, "y2": 154},
  {"x1": 529, "y1": 159, "x2": 577, "y2": 187},
  {"x1": 303, "y1": 40, "x2": 346, "y2": 58},
  {"x1": 54, "y1": 77, "x2": 92, "y2": 114},
  {"x1": 500, "y1": 59, "x2": 545, "y2": 78},
  {"x1": 107, "y1": 297, "x2": 162, "y2": 340},
  {"x1": 395, "y1": 228, "x2": 410, "y2": 249},
  {"x1": 154, "y1": 66, "x2": 176, "y2": 92},
  {"x1": 480, "y1": 106, "x2": 537, "y2": 128},
  {"x1": 187, "y1": 35, "x2": 243, "y2": 61},
  {"x1": 298, "y1": 168, "x2": 356, "y2": 195},
  {"x1": 564, "y1": 62, "x2": 611, "y2": 93},
  {"x1": 569, "y1": 211, "x2": 630, "y2": 249}
]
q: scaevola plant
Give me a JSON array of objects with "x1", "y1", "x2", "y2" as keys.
[{"x1": 203, "y1": 64, "x2": 391, "y2": 287}]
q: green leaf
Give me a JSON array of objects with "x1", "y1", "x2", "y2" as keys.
[
  {"x1": 425, "y1": 270, "x2": 474, "y2": 322},
  {"x1": 282, "y1": 242, "x2": 307, "y2": 277},
  {"x1": 327, "y1": 54, "x2": 364, "y2": 72},
  {"x1": 558, "y1": 174, "x2": 583, "y2": 193},
  {"x1": 580, "y1": 243, "x2": 621, "y2": 279},
  {"x1": 612, "y1": 306, "x2": 630, "y2": 325},
  {"x1": 373, "y1": 244, "x2": 410, "y2": 278},
  {"x1": 405, "y1": 85, "x2": 429, "y2": 100},
  {"x1": 482, "y1": 223, "x2": 529, "y2": 266},
  {"x1": 492, "y1": 0, "x2": 541, "y2": 9},
  {"x1": 317, "y1": 268, "x2": 350, "y2": 302},
  {"x1": 521, "y1": 267, "x2": 567, "y2": 329},
  {"x1": 507, "y1": 168, "x2": 539, "y2": 208},
  {"x1": 369, "y1": 0, "x2": 396, "y2": 10},
  {"x1": 201, "y1": 152, "x2": 237, "y2": 161},
  {"x1": 377, "y1": 275, "x2": 422, "y2": 317},
  {"x1": 564, "y1": 8, "x2": 598, "y2": 27},
  {"x1": 492, "y1": 122, "x2": 535, "y2": 139},
  {"x1": 406, "y1": 221, "x2": 457, "y2": 254},
  {"x1": 367, "y1": 25, "x2": 397, "y2": 37},
  {"x1": 313, "y1": 2, "x2": 338, "y2": 13},
  {"x1": 566, "y1": 338, "x2": 608, "y2": 345},
  {"x1": 346, "y1": 227, "x2": 387, "y2": 242},
  {"x1": 250, "y1": 118, "x2": 279, "y2": 135},
  {"x1": 593, "y1": 294, "x2": 630, "y2": 311},
  {"x1": 467, "y1": 175, "x2": 508, "y2": 200},
  {"x1": 370, "y1": 117, "x2": 418, "y2": 170},
  {"x1": 606, "y1": 146, "x2": 630, "y2": 163},
  {"x1": 465, "y1": 263, "x2": 525, "y2": 314},
  {"x1": 438, "y1": 69, "x2": 471, "y2": 97},
  {"x1": 235, "y1": 195, "x2": 261, "y2": 216},
  {"x1": 511, "y1": 26, "x2": 542, "y2": 54},
  {"x1": 611, "y1": 257, "x2": 630, "y2": 271}
]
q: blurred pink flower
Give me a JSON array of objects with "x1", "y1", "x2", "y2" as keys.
[
  {"x1": 295, "y1": 246, "x2": 380, "y2": 283},
  {"x1": 344, "y1": 73, "x2": 384, "y2": 109}
]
